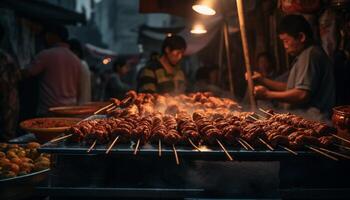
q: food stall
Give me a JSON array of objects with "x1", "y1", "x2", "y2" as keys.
[
  {"x1": 1, "y1": 0, "x2": 350, "y2": 199},
  {"x1": 8, "y1": 91, "x2": 347, "y2": 199}
]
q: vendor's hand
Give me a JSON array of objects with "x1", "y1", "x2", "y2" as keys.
[
  {"x1": 245, "y1": 71, "x2": 263, "y2": 83},
  {"x1": 254, "y1": 85, "x2": 269, "y2": 99}
]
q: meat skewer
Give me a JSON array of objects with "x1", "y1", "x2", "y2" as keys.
[
  {"x1": 172, "y1": 144, "x2": 180, "y2": 165},
  {"x1": 279, "y1": 145, "x2": 298, "y2": 155},
  {"x1": 188, "y1": 138, "x2": 201, "y2": 152},
  {"x1": 259, "y1": 108, "x2": 350, "y2": 145},
  {"x1": 318, "y1": 147, "x2": 350, "y2": 159},
  {"x1": 254, "y1": 110, "x2": 348, "y2": 159},
  {"x1": 87, "y1": 140, "x2": 97, "y2": 153},
  {"x1": 49, "y1": 133, "x2": 73, "y2": 143},
  {"x1": 236, "y1": 138, "x2": 249, "y2": 150},
  {"x1": 106, "y1": 136, "x2": 119, "y2": 154},
  {"x1": 331, "y1": 134, "x2": 350, "y2": 146},
  {"x1": 238, "y1": 138, "x2": 254, "y2": 150},
  {"x1": 258, "y1": 137, "x2": 274, "y2": 151},
  {"x1": 94, "y1": 103, "x2": 114, "y2": 115},
  {"x1": 216, "y1": 139, "x2": 234, "y2": 161},
  {"x1": 133, "y1": 139, "x2": 141, "y2": 155},
  {"x1": 305, "y1": 145, "x2": 338, "y2": 161}
]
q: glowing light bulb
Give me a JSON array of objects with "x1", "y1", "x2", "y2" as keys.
[
  {"x1": 191, "y1": 24, "x2": 207, "y2": 34},
  {"x1": 192, "y1": 4, "x2": 216, "y2": 15}
]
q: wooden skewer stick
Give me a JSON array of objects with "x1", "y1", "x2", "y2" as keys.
[
  {"x1": 106, "y1": 105, "x2": 117, "y2": 112},
  {"x1": 278, "y1": 145, "x2": 298, "y2": 155},
  {"x1": 94, "y1": 103, "x2": 114, "y2": 115},
  {"x1": 318, "y1": 147, "x2": 350, "y2": 160},
  {"x1": 239, "y1": 138, "x2": 255, "y2": 151},
  {"x1": 49, "y1": 134, "x2": 72, "y2": 143},
  {"x1": 158, "y1": 139, "x2": 162, "y2": 157},
  {"x1": 87, "y1": 140, "x2": 97, "y2": 153},
  {"x1": 259, "y1": 108, "x2": 273, "y2": 116},
  {"x1": 248, "y1": 115, "x2": 259, "y2": 121},
  {"x1": 236, "y1": 138, "x2": 249, "y2": 150},
  {"x1": 121, "y1": 96, "x2": 132, "y2": 105},
  {"x1": 105, "y1": 136, "x2": 119, "y2": 154},
  {"x1": 172, "y1": 144, "x2": 180, "y2": 165},
  {"x1": 258, "y1": 137, "x2": 274, "y2": 151},
  {"x1": 133, "y1": 139, "x2": 141, "y2": 155},
  {"x1": 305, "y1": 145, "x2": 338, "y2": 161},
  {"x1": 188, "y1": 139, "x2": 201, "y2": 152},
  {"x1": 216, "y1": 139, "x2": 233, "y2": 161},
  {"x1": 255, "y1": 113, "x2": 266, "y2": 119},
  {"x1": 334, "y1": 143, "x2": 350, "y2": 151},
  {"x1": 331, "y1": 134, "x2": 350, "y2": 145}
]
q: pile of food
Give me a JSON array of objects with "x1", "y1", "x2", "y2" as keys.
[
  {"x1": 21, "y1": 118, "x2": 80, "y2": 129},
  {"x1": 0, "y1": 142, "x2": 50, "y2": 179},
  {"x1": 65, "y1": 91, "x2": 339, "y2": 150}
]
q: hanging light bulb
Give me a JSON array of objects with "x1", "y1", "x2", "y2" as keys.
[
  {"x1": 102, "y1": 57, "x2": 111, "y2": 65},
  {"x1": 190, "y1": 24, "x2": 207, "y2": 34},
  {"x1": 192, "y1": 0, "x2": 216, "y2": 15}
]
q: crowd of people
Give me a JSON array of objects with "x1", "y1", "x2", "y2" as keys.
[{"x1": 0, "y1": 13, "x2": 345, "y2": 142}]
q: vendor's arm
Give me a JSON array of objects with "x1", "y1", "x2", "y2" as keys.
[
  {"x1": 254, "y1": 85, "x2": 310, "y2": 104},
  {"x1": 246, "y1": 71, "x2": 286, "y2": 91}
]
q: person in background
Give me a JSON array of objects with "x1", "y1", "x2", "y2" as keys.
[
  {"x1": 137, "y1": 35, "x2": 187, "y2": 94},
  {"x1": 104, "y1": 57, "x2": 132, "y2": 100},
  {"x1": 0, "y1": 23, "x2": 21, "y2": 141},
  {"x1": 22, "y1": 25, "x2": 82, "y2": 115},
  {"x1": 68, "y1": 39, "x2": 91, "y2": 105},
  {"x1": 250, "y1": 15, "x2": 335, "y2": 117},
  {"x1": 255, "y1": 52, "x2": 276, "y2": 79}
]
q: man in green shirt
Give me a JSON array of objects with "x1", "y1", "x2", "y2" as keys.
[{"x1": 137, "y1": 35, "x2": 187, "y2": 94}]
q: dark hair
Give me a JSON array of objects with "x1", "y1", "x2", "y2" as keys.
[
  {"x1": 161, "y1": 35, "x2": 187, "y2": 53},
  {"x1": 68, "y1": 39, "x2": 84, "y2": 59},
  {"x1": 112, "y1": 57, "x2": 127, "y2": 72},
  {"x1": 278, "y1": 14, "x2": 313, "y2": 42},
  {"x1": 0, "y1": 23, "x2": 4, "y2": 41},
  {"x1": 45, "y1": 25, "x2": 69, "y2": 42}
]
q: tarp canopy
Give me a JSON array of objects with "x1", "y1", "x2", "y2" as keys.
[{"x1": 85, "y1": 43, "x2": 118, "y2": 58}]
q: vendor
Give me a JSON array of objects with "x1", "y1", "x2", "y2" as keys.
[
  {"x1": 250, "y1": 15, "x2": 335, "y2": 116},
  {"x1": 137, "y1": 35, "x2": 187, "y2": 94},
  {"x1": 21, "y1": 25, "x2": 82, "y2": 115}
]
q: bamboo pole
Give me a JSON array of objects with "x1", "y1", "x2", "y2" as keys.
[
  {"x1": 236, "y1": 0, "x2": 256, "y2": 111},
  {"x1": 218, "y1": 26, "x2": 224, "y2": 83},
  {"x1": 223, "y1": 20, "x2": 235, "y2": 96}
]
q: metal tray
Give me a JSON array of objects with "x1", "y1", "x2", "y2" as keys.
[
  {"x1": 0, "y1": 169, "x2": 50, "y2": 200},
  {"x1": 39, "y1": 140, "x2": 323, "y2": 161}
]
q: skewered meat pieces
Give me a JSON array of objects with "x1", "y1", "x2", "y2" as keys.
[
  {"x1": 163, "y1": 115, "x2": 183, "y2": 145},
  {"x1": 194, "y1": 116, "x2": 222, "y2": 145},
  {"x1": 318, "y1": 136, "x2": 337, "y2": 147},
  {"x1": 109, "y1": 98, "x2": 120, "y2": 107},
  {"x1": 150, "y1": 115, "x2": 167, "y2": 143},
  {"x1": 120, "y1": 90, "x2": 137, "y2": 107},
  {"x1": 131, "y1": 116, "x2": 153, "y2": 142},
  {"x1": 176, "y1": 112, "x2": 200, "y2": 143}
]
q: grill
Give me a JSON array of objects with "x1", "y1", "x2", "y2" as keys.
[{"x1": 35, "y1": 91, "x2": 350, "y2": 199}]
